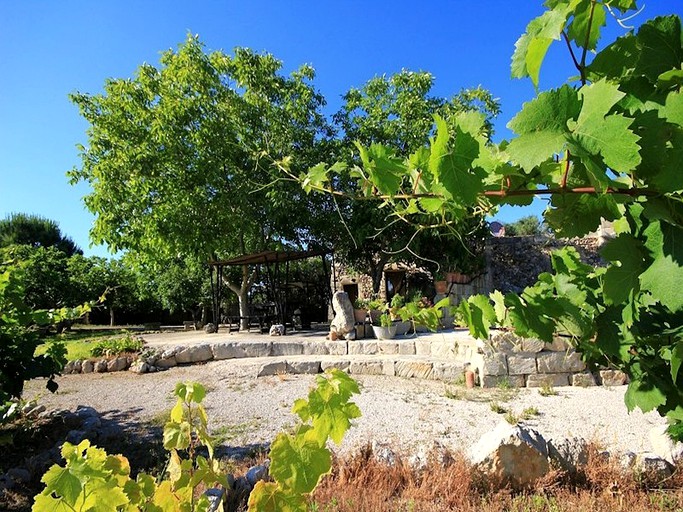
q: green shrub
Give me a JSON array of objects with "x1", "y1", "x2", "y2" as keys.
[{"x1": 90, "y1": 333, "x2": 143, "y2": 357}]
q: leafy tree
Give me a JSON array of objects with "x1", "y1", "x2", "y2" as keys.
[
  {"x1": 505, "y1": 215, "x2": 548, "y2": 236},
  {"x1": 0, "y1": 213, "x2": 81, "y2": 256},
  {"x1": 69, "y1": 36, "x2": 331, "y2": 329},
  {"x1": 313, "y1": 71, "x2": 500, "y2": 292},
  {"x1": 298, "y1": 4, "x2": 683, "y2": 437}
]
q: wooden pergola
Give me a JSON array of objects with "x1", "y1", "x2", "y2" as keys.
[{"x1": 208, "y1": 248, "x2": 334, "y2": 333}]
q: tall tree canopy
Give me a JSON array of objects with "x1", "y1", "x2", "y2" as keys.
[
  {"x1": 315, "y1": 71, "x2": 500, "y2": 291},
  {"x1": 0, "y1": 213, "x2": 81, "y2": 256},
  {"x1": 69, "y1": 35, "x2": 332, "y2": 325}
]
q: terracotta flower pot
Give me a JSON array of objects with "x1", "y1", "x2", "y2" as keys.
[
  {"x1": 354, "y1": 308, "x2": 368, "y2": 323},
  {"x1": 434, "y1": 280, "x2": 448, "y2": 294}
]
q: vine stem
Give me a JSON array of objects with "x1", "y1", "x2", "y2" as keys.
[
  {"x1": 579, "y1": 0, "x2": 598, "y2": 85},
  {"x1": 562, "y1": 31, "x2": 582, "y2": 74},
  {"x1": 561, "y1": 150, "x2": 571, "y2": 189}
]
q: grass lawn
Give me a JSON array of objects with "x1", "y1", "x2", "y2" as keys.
[{"x1": 34, "y1": 328, "x2": 132, "y2": 361}]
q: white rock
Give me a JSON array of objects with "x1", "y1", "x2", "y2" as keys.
[
  {"x1": 634, "y1": 452, "x2": 673, "y2": 483},
  {"x1": 175, "y1": 344, "x2": 213, "y2": 364},
  {"x1": 469, "y1": 422, "x2": 549, "y2": 488},
  {"x1": 547, "y1": 437, "x2": 589, "y2": 473},
  {"x1": 648, "y1": 425, "x2": 683, "y2": 465}
]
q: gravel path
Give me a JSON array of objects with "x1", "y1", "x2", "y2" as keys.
[{"x1": 23, "y1": 360, "x2": 665, "y2": 456}]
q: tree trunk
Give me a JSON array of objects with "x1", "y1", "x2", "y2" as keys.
[
  {"x1": 369, "y1": 254, "x2": 390, "y2": 295},
  {"x1": 109, "y1": 307, "x2": 115, "y2": 327},
  {"x1": 223, "y1": 263, "x2": 254, "y2": 331}
]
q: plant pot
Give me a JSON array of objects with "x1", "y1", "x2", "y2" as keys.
[
  {"x1": 353, "y1": 308, "x2": 368, "y2": 323},
  {"x1": 394, "y1": 320, "x2": 411, "y2": 336},
  {"x1": 368, "y1": 309, "x2": 382, "y2": 324},
  {"x1": 372, "y1": 325, "x2": 397, "y2": 340},
  {"x1": 448, "y1": 272, "x2": 470, "y2": 284},
  {"x1": 434, "y1": 280, "x2": 448, "y2": 294}
]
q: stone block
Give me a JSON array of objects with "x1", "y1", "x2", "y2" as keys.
[
  {"x1": 377, "y1": 341, "x2": 399, "y2": 355},
  {"x1": 382, "y1": 361, "x2": 396, "y2": 377},
  {"x1": 95, "y1": 360, "x2": 108, "y2": 373},
  {"x1": 325, "y1": 340, "x2": 348, "y2": 355},
  {"x1": 81, "y1": 360, "x2": 94, "y2": 373},
  {"x1": 507, "y1": 354, "x2": 537, "y2": 375},
  {"x1": 537, "y1": 351, "x2": 585, "y2": 373},
  {"x1": 431, "y1": 341, "x2": 457, "y2": 358},
  {"x1": 482, "y1": 353, "x2": 508, "y2": 376},
  {"x1": 599, "y1": 369, "x2": 628, "y2": 386},
  {"x1": 544, "y1": 336, "x2": 571, "y2": 352},
  {"x1": 414, "y1": 340, "x2": 431, "y2": 356},
  {"x1": 431, "y1": 362, "x2": 465, "y2": 381},
  {"x1": 521, "y1": 337, "x2": 545, "y2": 353},
  {"x1": 156, "y1": 356, "x2": 177, "y2": 369},
  {"x1": 271, "y1": 342, "x2": 303, "y2": 356},
  {"x1": 482, "y1": 375, "x2": 525, "y2": 388},
  {"x1": 572, "y1": 372, "x2": 596, "y2": 387},
  {"x1": 286, "y1": 361, "x2": 321, "y2": 374},
  {"x1": 526, "y1": 373, "x2": 569, "y2": 388},
  {"x1": 211, "y1": 343, "x2": 246, "y2": 360},
  {"x1": 397, "y1": 341, "x2": 416, "y2": 355},
  {"x1": 176, "y1": 344, "x2": 213, "y2": 364},
  {"x1": 321, "y1": 360, "x2": 350, "y2": 372},
  {"x1": 257, "y1": 361, "x2": 287, "y2": 377},
  {"x1": 395, "y1": 361, "x2": 433, "y2": 379},
  {"x1": 348, "y1": 340, "x2": 377, "y2": 355},
  {"x1": 107, "y1": 357, "x2": 128, "y2": 372},
  {"x1": 489, "y1": 331, "x2": 522, "y2": 353},
  {"x1": 301, "y1": 342, "x2": 330, "y2": 356},
  {"x1": 349, "y1": 361, "x2": 383, "y2": 375},
  {"x1": 242, "y1": 342, "x2": 272, "y2": 358}
]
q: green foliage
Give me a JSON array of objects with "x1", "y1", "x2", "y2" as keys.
[
  {"x1": 33, "y1": 381, "x2": 228, "y2": 511},
  {"x1": 0, "y1": 213, "x2": 81, "y2": 256},
  {"x1": 250, "y1": 369, "x2": 360, "y2": 511},
  {"x1": 90, "y1": 333, "x2": 143, "y2": 357},
  {"x1": 297, "y1": 4, "x2": 683, "y2": 437},
  {"x1": 504, "y1": 215, "x2": 547, "y2": 237},
  {"x1": 34, "y1": 374, "x2": 361, "y2": 511}
]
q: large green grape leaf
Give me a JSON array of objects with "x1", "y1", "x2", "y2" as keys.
[
  {"x1": 601, "y1": 234, "x2": 646, "y2": 305},
  {"x1": 625, "y1": 378, "x2": 667, "y2": 413},
  {"x1": 664, "y1": 91, "x2": 683, "y2": 127},
  {"x1": 671, "y1": 340, "x2": 683, "y2": 384},
  {"x1": 268, "y1": 433, "x2": 331, "y2": 495},
  {"x1": 248, "y1": 481, "x2": 307, "y2": 512},
  {"x1": 586, "y1": 33, "x2": 638, "y2": 81},
  {"x1": 640, "y1": 220, "x2": 683, "y2": 312},
  {"x1": 636, "y1": 16, "x2": 683, "y2": 84},
  {"x1": 569, "y1": 80, "x2": 641, "y2": 174},
  {"x1": 362, "y1": 143, "x2": 407, "y2": 196},
  {"x1": 457, "y1": 294, "x2": 496, "y2": 340},
  {"x1": 39, "y1": 465, "x2": 83, "y2": 505},
  {"x1": 567, "y1": 0, "x2": 606, "y2": 50},
  {"x1": 511, "y1": 4, "x2": 573, "y2": 87},
  {"x1": 506, "y1": 85, "x2": 580, "y2": 171},
  {"x1": 595, "y1": 306, "x2": 634, "y2": 359}
]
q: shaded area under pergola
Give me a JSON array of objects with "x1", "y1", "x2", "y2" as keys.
[{"x1": 208, "y1": 248, "x2": 335, "y2": 333}]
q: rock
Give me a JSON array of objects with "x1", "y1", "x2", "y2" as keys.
[
  {"x1": 431, "y1": 362, "x2": 465, "y2": 381},
  {"x1": 409, "y1": 441, "x2": 452, "y2": 471},
  {"x1": 321, "y1": 360, "x2": 350, "y2": 372},
  {"x1": 271, "y1": 342, "x2": 303, "y2": 356},
  {"x1": 175, "y1": 344, "x2": 213, "y2": 364},
  {"x1": 107, "y1": 356, "x2": 129, "y2": 372},
  {"x1": 81, "y1": 416, "x2": 102, "y2": 432},
  {"x1": 620, "y1": 451, "x2": 637, "y2": 469},
  {"x1": 537, "y1": 351, "x2": 585, "y2": 373},
  {"x1": 94, "y1": 359, "x2": 108, "y2": 373},
  {"x1": 269, "y1": 324, "x2": 285, "y2": 336},
  {"x1": 257, "y1": 361, "x2": 287, "y2": 377},
  {"x1": 634, "y1": 452, "x2": 673, "y2": 483},
  {"x1": 376, "y1": 341, "x2": 399, "y2": 355},
  {"x1": 286, "y1": 361, "x2": 321, "y2": 374},
  {"x1": 233, "y1": 476, "x2": 252, "y2": 495},
  {"x1": 545, "y1": 337, "x2": 571, "y2": 352},
  {"x1": 156, "y1": 354, "x2": 177, "y2": 368},
  {"x1": 203, "y1": 488, "x2": 225, "y2": 512},
  {"x1": 329, "y1": 291, "x2": 356, "y2": 340},
  {"x1": 81, "y1": 360, "x2": 94, "y2": 373},
  {"x1": 521, "y1": 338, "x2": 545, "y2": 353},
  {"x1": 349, "y1": 361, "x2": 383, "y2": 375},
  {"x1": 302, "y1": 342, "x2": 331, "y2": 356},
  {"x1": 648, "y1": 425, "x2": 683, "y2": 465},
  {"x1": 73, "y1": 360, "x2": 83, "y2": 373},
  {"x1": 0, "y1": 474, "x2": 15, "y2": 490},
  {"x1": 129, "y1": 361, "x2": 149, "y2": 374},
  {"x1": 63, "y1": 361, "x2": 75, "y2": 374},
  {"x1": 507, "y1": 354, "x2": 537, "y2": 375},
  {"x1": 547, "y1": 437, "x2": 589, "y2": 473},
  {"x1": 372, "y1": 441, "x2": 397, "y2": 466},
  {"x1": 398, "y1": 341, "x2": 416, "y2": 355},
  {"x1": 242, "y1": 342, "x2": 271, "y2": 357},
  {"x1": 212, "y1": 342, "x2": 246, "y2": 360},
  {"x1": 395, "y1": 361, "x2": 433, "y2": 379},
  {"x1": 76, "y1": 405, "x2": 99, "y2": 419},
  {"x1": 481, "y1": 353, "x2": 508, "y2": 376},
  {"x1": 66, "y1": 429, "x2": 88, "y2": 444},
  {"x1": 469, "y1": 422, "x2": 549, "y2": 488},
  {"x1": 246, "y1": 463, "x2": 269, "y2": 486},
  {"x1": 348, "y1": 341, "x2": 377, "y2": 355},
  {"x1": 204, "y1": 323, "x2": 217, "y2": 333},
  {"x1": 7, "y1": 467, "x2": 30, "y2": 484},
  {"x1": 526, "y1": 373, "x2": 569, "y2": 387},
  {"x1": 599, "y1": 369, "x2": 628, "y2": 386},
  {"x1": 572, "y1": 372, "x2": 596, "y2": 387}
]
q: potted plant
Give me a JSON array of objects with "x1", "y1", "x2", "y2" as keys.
[
  {"x1": 433, "y1": 271, "x2": 448, "y2": 294},
  {"x1": 366, "y1": 297, "x2": 386, "y2": 324},
  {"x1": 353, "y1": 297, "x2": 369, "y2": 323},
  {"x1": 389, "y1": 295, "x2": 411, "y2": 336},
  {"x1": 372, "y1": 312, "x2": 397, "y2": 340}
]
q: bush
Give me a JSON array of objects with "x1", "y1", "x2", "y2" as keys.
[{"x1": 89, "y1": 333, "x2": 143, "y2": 357}]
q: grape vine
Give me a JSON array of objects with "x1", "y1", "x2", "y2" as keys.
[{"x1": 293, "y1": 2, "x2": 683, "y2": 436}]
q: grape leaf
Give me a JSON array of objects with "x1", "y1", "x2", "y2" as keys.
[
  {"x1": 511, "y1": 5, "x2": 573, "y2": 87},
  {"x1": 268, "y1": 433, "x2": 331, "y2": 494},
  {"x1": 567, "y1": 0, "x2": 606, "y2": 50},
  {"x1": 625, "y1": 378, "x2": 667, "y2": 413},
  {"x1": 636, "y1": 16, "x2": 683, "y2": 84},
  {"x1": 586, "y1": 32, "x2": 638, "y2": 81},
  {"x1": 506, "y1": 85, "x2": 580, "y2": 171},
  {"x1": 490, "y1": 290, "x2": 507, "y2": 324},
  {"x1": 163, "y1": 421, "x2": 191, "y2": 450},
  {"x1": 671, "y1": 340, "x2": 683, "y2": 384},
  {"x1": 639, "y1": 220, "x2": 683, "y2": 312},
  {"x1": 40, "y1": 465, "x2": 83, "y2": 505},
  {"x1": 569, "y1": 80, "x2": 641, "y2": 173},
  {"x1": 248, "y1": 481, "x2": 307, "y2": 512},
  {"x1": 664, "y1": 91, "x2": 683, "y2": 127},
  {"x1": 545, "y1": 193, "x2": 621, "y2": 238},
  {"x1": 601, "y1": 234, "x2": 646, "y2": 305}
]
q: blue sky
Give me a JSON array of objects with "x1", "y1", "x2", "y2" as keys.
[{"x1": 1, "y1": 1, "x2": 680, "y2": 257}]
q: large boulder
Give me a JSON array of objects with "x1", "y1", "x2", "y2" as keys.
[
  {"x1": 547, "y1": 437, "x2": 589, "y2": 473},
  {"x1": 329, "y1": 291, "x2": 356, "y2": 340},
  {"x1": 649, "y1": 425, "x2": 683, "y2": 465},
  {"x1": 469, "y1": 422, "x2": 549, "y2": 488}
]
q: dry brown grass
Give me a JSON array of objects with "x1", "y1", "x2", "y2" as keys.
[{"x1": 308, "y1": 443, "x2": 683, "y2": 512}]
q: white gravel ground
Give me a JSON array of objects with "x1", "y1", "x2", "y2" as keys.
[{"x1": 23, "y1": 359, "x2": 665, "y2": 457}]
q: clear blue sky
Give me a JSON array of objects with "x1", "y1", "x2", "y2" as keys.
[{"x1": 1, "y1": 1, "x2": 679, "y2": 257}]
